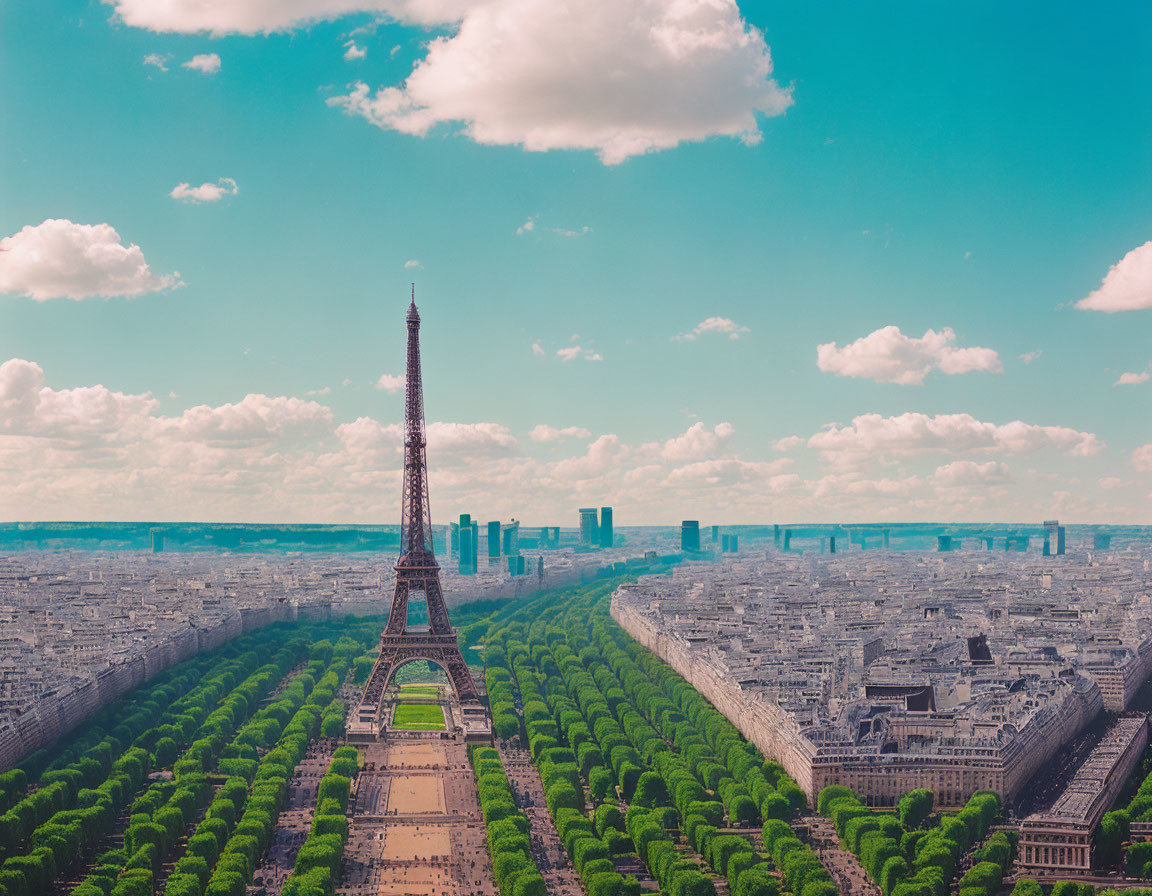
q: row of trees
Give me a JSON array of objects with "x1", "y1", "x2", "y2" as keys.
[
  {"x1": 580, "y1": 594, "x2": 831, "y2": 896},
  {"x1": 956, "y1": 831, "x2": 1015, "y2": 896},
  {"x1": 486, "y1": 628, "x2": 642, "y2": 896},
  {"x1": 1097, "y1": 750, "x2": 1152, "y2": 871},
  {"x1": 0, "y1": 635, "x2": 299, "y2": 896},
  {"x1": 65, "y1": 645, "x2": 307, "y2": 896},
  {"x1": 194, "y1": 645, "x2": 363, "y2": 896},
  {"x1": 0, "y1": 651, "x2": 222, "y2": 855},
  {"x1": 816, "y1": 785, "x2": 908, "y2": 893},
  {"x1": 889, "y1": 791, "x2": 1001, "y2": 896},
  {"x1": 468, "y1": 745, "x2": 548, "y2": 896},
  {"x1": 280, "y1": 747, "x2": 359, "y2": 896},
  {"x1": 0, "y1": 650, "x2": 230, "y2": 819},
  {"x1": 161, "y1": 637, "x2": 367, "y2": 896},
  {"x1": 470, "y1": 578, "x2": 834, "y2": 896},
  {"x1": 53, "y1": 627, "x2": 371, "y2": 896}
]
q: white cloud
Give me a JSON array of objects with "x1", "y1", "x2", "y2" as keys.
[
  {"x1": 556, "y1": 345, "x2": 602, "y2": 362},
  {"x1": 326, "y1": 0, "x2": 791, "y2": 165},
  {"x1": 426, "y1": 421, "x2": 517, "y2": 457},
  {"x1": 169, "y1": 178, "x2": 238, "y2": 203},
  {"x1": 0, "y1": 358, "x2": 1138, "y2": 522},
  {"x1": 773, "y1": 435, "x2": 804, "y2": 452},
  {"x1": 516, "y1": 217, "x2": 536, "y2": 235},
  {"x1": 375, "y1": 373, "x2": 405, "y2": 393},
  {"x1": 816, "y1": 326, "x2": 1003, "y2": 385},
  {"x1": 808, "y1": 412, "x2": 1104, "y2": 465},
  {"x1": 530, "y1": 424, "x2": 592, "y2": 443},
  {"x1": 1099, "y1": 477, "x2": 1123, "y2": 489},
  {"x1": 1076, "y1": 241, "x2": 1152, "y2": 312},
  {"x1": 643, "y1": 421, "x2": 735, "y2": 463},
  {"x1": 158, "y1": 394, "x2": 333, "y2": 442},
  {"x1": 103, "y1": 0, "x2": 455, "y2": 33},
  {"x1": 1115, "y1": 370, "x2": 1150, "y2": 386},
  {"x1": 0, "y1": 359, "x2": 157, "y2": 436},
  {"x1": 931, "y1": 460, "x2": 1011, "y2": 489},
  {"x1": 404, "y1": 259, "x2": 422, "y2": 269},
  {"x1": 1134, "y1": 445, "x2": 1152, "y2": 473},
  {"x1": 0, "y1": 219, "x2": 181, "y2": 301},
  {"x1": 677, "y1": 316, "x2": 750, "y2": 341},
  {"x1": 182, "y1": 53, "x2": 221, "y2": 74},
  {"x1": 306, "y1": 386, "x2": 332, "y2": 396},
  {"x1": 1020, "y1": 350, "x2": 1042, "y2": 364},
  {"x1": 344, "y1": 41, "x2": 367, "y2": 60},
  {"x1": 531, "y1": 342, "x2": 545, "y2": 357},
  {"x1": 143, "y1": 52, "x2": 170, "y2": 70}
]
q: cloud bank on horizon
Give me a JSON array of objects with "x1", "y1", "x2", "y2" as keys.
[{"x1": 2, "y1": 357, "x2": 1147, "y2": 524}]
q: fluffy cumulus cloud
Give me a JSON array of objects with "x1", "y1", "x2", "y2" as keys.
[
  {"x1": 530, "y1": 425, "x2": 591, "y2": 443},
  {"x1": 931, "y1": 460, "x2": 1011, "y2": 489},
  {"x1": 375, "y1": 373, "x2": 405, "y2": 393},
  {"x1": 107, "y1": 0, "x2": 790, "y2": 164},
  {"x1": 1, "y1": 359, "x2": 1140, "y2": 522},
  {"x1": 816, "y1": 326, "x2": 1003, "y2": 385},
  {"x1": 170, "y1": 178, "x2": 238, "y2": 203},
  {"x1": 1076, "y1": 241, "x2": 1152, "y2": 312},
  {"x1": 1115, "y1": 370, "x2": 1150, "y2": 386},
  {"x1": 808, "y1": 412, "x2": 1103, "y2": 465},
  {"x1": 678, "y1": 316, "x2": 750, "y2": 341},
  {"x1": 326, "y1": 0, "x2": 791, "y2": 164},
  {"x1": 182, "y1": 53, "x2": 221, "y2": 73},
  {"x1": 0, "y1": 219, "x2": 181, "y2": 301}
]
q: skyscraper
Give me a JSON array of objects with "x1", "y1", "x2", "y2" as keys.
[
  {"x1": 459, "y1": 523, "x2": 473, "y2": 575},
  {"x1": 600, "y1": 507, "x2": 613, "y2": 548},
  {"x1": 502, "y1": 521, "x2": 519, "y2": 556},
  {"x1": 487, "y1": 521, "x2": 501, "y2": 559},
  {"x1": 579, "y1": 508, "x2": 598, "y2": 546},
  {"x1": 681, "y1": 520, "x2": 700, "y2": 552}
]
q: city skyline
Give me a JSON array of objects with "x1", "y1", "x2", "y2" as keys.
[{"x1": 2, "y1": 1, "x2": 1151, "y2": 523}]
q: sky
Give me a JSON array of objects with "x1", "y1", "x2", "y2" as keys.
[{"x1": 1, "y1": 0, "x2": 1151, "y2": 525}]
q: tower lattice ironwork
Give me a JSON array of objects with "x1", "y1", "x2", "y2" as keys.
[{"x1": 358, "y1": 291, "x2": 478, "y2": 727}]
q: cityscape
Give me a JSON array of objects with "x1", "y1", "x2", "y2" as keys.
[{"x1": 3, "y1": 4, "x2": 1151, "y2": 896}]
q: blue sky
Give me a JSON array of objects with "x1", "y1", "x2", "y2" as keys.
[{"x1": 1, "y1": 0, "x2": 1150, "y2": 524}]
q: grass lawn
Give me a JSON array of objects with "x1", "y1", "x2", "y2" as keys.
[
  {"x1": 399, "y1": 683, "x2": 443, "y2": 698},
  {"x1": 393, "y1": 703, "x2": 446, "y2": 730}
]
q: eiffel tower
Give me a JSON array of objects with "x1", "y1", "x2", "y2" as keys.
[{"x1": 355, "y1": 291, "x2": 478, "y2": 735}]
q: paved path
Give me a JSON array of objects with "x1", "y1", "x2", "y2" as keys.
[
  {"x1": 801, "y1": 814, "x2": 880, "y2": 896},
  {"x1": 496, "y1": 738, "x2": 584, "y2": 896},
  {"x1": 252, "y1": 737, "x2": 341, "y2": 895},
  {"x1": 340, "y1": 731, "x2": 496, "y2": 896}
]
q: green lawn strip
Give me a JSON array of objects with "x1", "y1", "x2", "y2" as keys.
[
  {"x1": 469, "y1": 744, "x2": 547, "y2": 896},
  {"x1": 279, "y1": 747, "x2": 358, "y2": 896},
  {"x1": 392, "y1": 704, "x2": 445, "y2": 730},
  {"x1": 398, "y1": 683, "x2": 442, "y2": 698}
]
